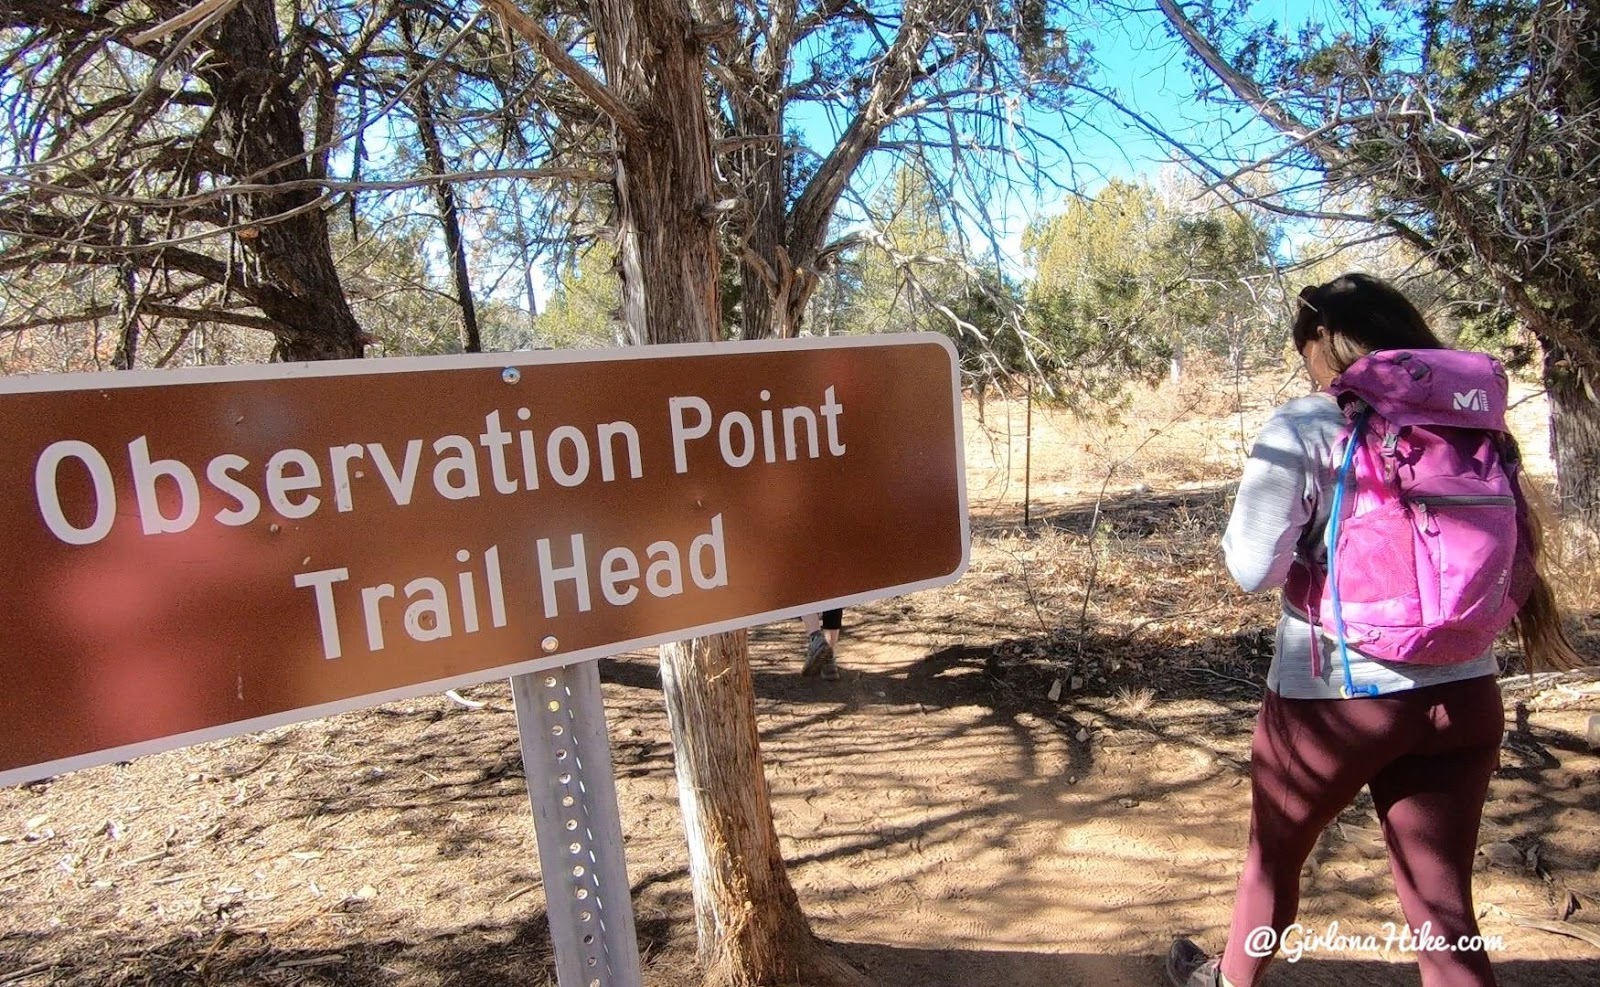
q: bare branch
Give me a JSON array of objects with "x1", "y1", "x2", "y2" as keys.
[
  {"x1": 128, "y1": 0, "x2": 246, "y2": 46},
  {"x1": 481, "y1": 0, "x2": 645, "y2": 142},
  {"x1": 2, "y1": 302, "x2": 285, "y2": 335},
  {"x1": 3, "y1": 166, "x2": 609, "y2": 211}
]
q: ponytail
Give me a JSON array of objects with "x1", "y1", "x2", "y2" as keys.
[{"x1": 1507, "y1": 447, "x2": 1585, "y2": 671}]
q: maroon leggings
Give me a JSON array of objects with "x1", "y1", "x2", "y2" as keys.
[{"x1": 1220, "y1": 676, "x2": 1504, "y2": 987}]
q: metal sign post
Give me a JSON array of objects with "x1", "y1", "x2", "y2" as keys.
[{"x1": 512, "y1": 661, "x2": 641, "y2": 987}]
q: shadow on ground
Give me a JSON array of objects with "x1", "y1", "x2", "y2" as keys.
[{"x1": 845, "y1": 942, "x2": 1600, "y2": 987}]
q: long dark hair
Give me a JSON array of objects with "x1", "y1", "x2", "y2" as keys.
[
  {"x1": 1294, "y1": 271, "x2": 1583, "y2": 670},
  {"x1": 1291, "y1": 272, "x2": 1445, "y2": 369}
]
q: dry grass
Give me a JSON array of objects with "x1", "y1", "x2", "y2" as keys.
[{"x1": 954, "y1": 360, "x2": 1598, "y2": 702}]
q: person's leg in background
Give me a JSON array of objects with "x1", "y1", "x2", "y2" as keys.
[
  {"x1": 801, "y1": 609, "x2": 843, "y2": 680},
  {"x1": 1368, "y1": 677, "x2": 1503, "y2": 987},
  {"x1": 820, "y1": 608, "x2": 842, "y2": 647}
]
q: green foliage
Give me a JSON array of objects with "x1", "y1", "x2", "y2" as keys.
[
  {"x1": 332, "y1": 218, "x2": 463, "y2": 356},
  {"x1": 1022, "y1": 176, "x2": 1280, "y2": 382},
  {"x1": 803, "y1": 166, "x2": 1033, "y2": 395},
  {"x1": 844, "y1": 168, "x2": 969, "y2": 336},
  {"x1": 802, "y1": 166, "x2": 1285, "y2": 407},
  {"x1": 534, "y1": 244, "x2": 622, "y2": 350},
  {"x1": 1024, "y1": 180, "x2": 1166, "y2": 373}
]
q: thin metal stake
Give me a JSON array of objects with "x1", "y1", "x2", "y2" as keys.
[
  {"x1": 1024, "y1": 376, "x2": 1034, "y2": 528},
  {"x1": 511, "y1": 660, "x2": 643, "y2": 987}
]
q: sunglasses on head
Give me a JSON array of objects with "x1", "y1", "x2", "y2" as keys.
[{"x1": 1296, "y1": 285, "x2": 1320, "y2": 313}]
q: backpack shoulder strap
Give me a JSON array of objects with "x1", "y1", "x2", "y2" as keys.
[{"x1": 1325, "y1": 407, "x2": 1381, "y2": 698}]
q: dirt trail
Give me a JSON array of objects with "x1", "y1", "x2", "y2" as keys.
[{"x1": 718, "y1": 615, "x2": 1600, "y2": 987}]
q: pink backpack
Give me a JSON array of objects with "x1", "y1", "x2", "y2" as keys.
[{"x1": 1297, "y1": 348, "x2": 1534, "y2": 696}]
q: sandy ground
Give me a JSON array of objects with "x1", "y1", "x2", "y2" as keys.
[{"x1": 2, "y1": 368, "x2": 1597, "y2": 986}]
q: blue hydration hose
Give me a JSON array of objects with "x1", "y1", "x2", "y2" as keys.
[{"x1": 1327, "y1": 409, "x2": 1381, "y2": 699}]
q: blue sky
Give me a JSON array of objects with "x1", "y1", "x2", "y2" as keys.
[
  {"x1": 1066, "y1": 0, "x2": 1332, "y2": 182},
  {"x1": 797, "y1": 0, "x2": 1340, "y2": 276}
]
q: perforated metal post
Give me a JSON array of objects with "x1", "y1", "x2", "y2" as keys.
[{"x1": 511, "y1": 660, "x2": 643, "y2": 987}]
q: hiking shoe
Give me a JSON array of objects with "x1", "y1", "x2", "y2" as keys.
[
  {"x1": 1166, "y1": 938, "x2": 1224, "y2": 987},
  {"x1": 801, "y1": 631, "x2": 838, "y2": 680}
]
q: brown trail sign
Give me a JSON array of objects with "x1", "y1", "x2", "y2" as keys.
[
  {"x1": 0, "y1": 332, "x2": 967, "y2": 987},
  {"x1": 0, "y1": 333, "x2": 968, "y2": 786}
]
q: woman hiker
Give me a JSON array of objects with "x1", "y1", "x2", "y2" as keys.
[{"x1": 1167, "y1": 273, "x2": 1584, "y2": 987}]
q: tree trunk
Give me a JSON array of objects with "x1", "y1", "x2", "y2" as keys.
[
  {"x1": 735, "y1": 97, "x2": 791, "y2": 341},
  {"x1": 730, "y1": 6, "x2": 945, "y2": 343},
  {"x1": 403, "y1": 12, "x2": 481, "y2": 354},
  {"x1": 1545, "y1": 343, "x2": 1600, "y2": 532},
  {"x1": 732, "y1": 92, "x2": 817, "y2": 342},
  {"x1": 413, "y1": 97, "x2": 481, "y2": 353},
  {"x1": 204, "y1": 0, "x2": 365, "y2": 362},
  {"x1": 657, "y1": 634, "x2": 867, "y2": 986},
  {"x1": 587, "y1": 0, "x2": 868, "y2": 983},
  {"x1": 112, "y1": 257, "x2": 140, "y2": 371},
  {"x1": 513, "y1": 188, "x2": 540, "y2": 337}
]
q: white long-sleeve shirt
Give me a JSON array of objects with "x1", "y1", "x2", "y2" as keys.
[{"x1": 1222, "y1": 392, "x2": 1500, "y2": 699}]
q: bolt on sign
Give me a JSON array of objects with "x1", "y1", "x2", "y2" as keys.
[{"x1": 0, "y1": 334, "x2": 968, "y2": 786}]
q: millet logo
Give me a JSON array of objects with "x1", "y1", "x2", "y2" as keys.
[{"x1": 1452, "y1": 389, "x2": 1490, "y2": 412}]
